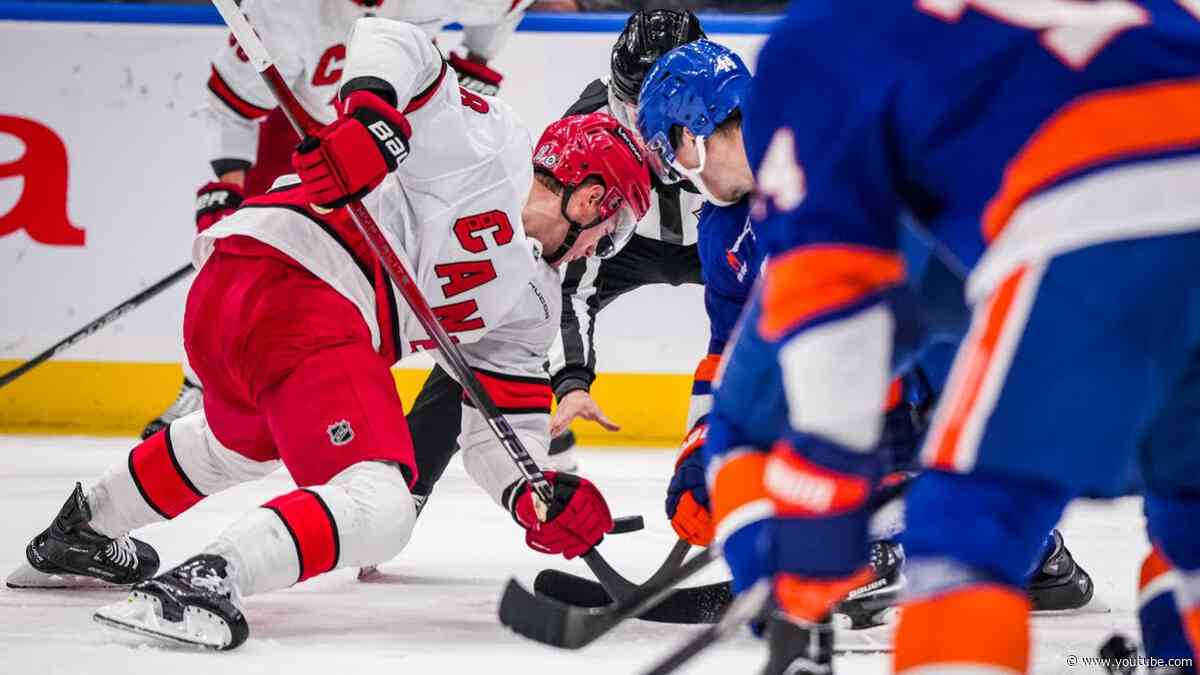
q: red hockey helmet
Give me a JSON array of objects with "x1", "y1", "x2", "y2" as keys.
[{"x1": 534, "y1": 112, "x2": 653, "y2": 226}]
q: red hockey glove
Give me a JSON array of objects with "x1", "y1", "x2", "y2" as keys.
[
  {"x1": 449, "y1": 52, "x2": 502, "y2": 97},
  {"x1": 291, "y1": 90, "x2": 411, "y2": 209},
  {"x1": 665, "y1": 423, "x2": 713, "y2": 546},
  {"x1": 194, "y1": 181, "x2": 244, "y2": 233},
  {"x1": 513, "y1": 471, "x2": 614, "y2": 559}
]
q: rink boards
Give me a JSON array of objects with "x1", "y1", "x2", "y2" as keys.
[{"x1": 0, "y1": 5, "x2": 771, "y2": 443}]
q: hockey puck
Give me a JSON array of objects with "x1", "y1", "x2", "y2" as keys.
[{"x1": 611, "y1": 515, "x2": 645, "y2": 535}]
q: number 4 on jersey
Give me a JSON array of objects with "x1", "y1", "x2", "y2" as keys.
[{"x1": 918, "y1": 0, "x2": 1149, "y2": 69}]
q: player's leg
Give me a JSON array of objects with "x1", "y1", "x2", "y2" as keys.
[
  {"x1": 895, "y1": 234, "x2": 1200, "y2": 672},
  {"x1": 96, "y1": 254, "x2": 418, "y2": 648},
  {"x1": 1139, "y1": 344, "x2": 1200, "y2": 666},
  {"x1": 408, "y1": 364, "x2": 466, "y2": 516},
  {"x1": 10, "y1": 248, "x2": 288, "y2": 590},
  {"x1": 101, "y1": 343, "x2": 417, "y2": 650}
]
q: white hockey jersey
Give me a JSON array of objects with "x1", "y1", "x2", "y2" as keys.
[
  {"x1": 205, "y1": 0, "x2": 530, "y2": 173},
  {"x1": 195, "y1": 18, "x2": 556, "y2": 511}
]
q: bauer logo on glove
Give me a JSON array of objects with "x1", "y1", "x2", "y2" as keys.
[{"x1": 291, "y1": 89, "x2": 413, "y2": 210}]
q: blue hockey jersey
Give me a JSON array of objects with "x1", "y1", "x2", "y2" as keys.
[
  {"x1": 686, "y1": 198, "x2": 763, "y2": 430},
  {"x1": 743, "y1": 0, "x2": 1200, "y2": 453}
]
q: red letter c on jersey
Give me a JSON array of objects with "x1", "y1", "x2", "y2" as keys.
[
  {"x1": 0, "y1": 115, "x2": 85, "y2": 246},
  {"x1": 312, "y1": 45, "x2": 347, "y2": 87},
  {"x1": 453, "y1": 210, "x2": 514, "y2": 253}
]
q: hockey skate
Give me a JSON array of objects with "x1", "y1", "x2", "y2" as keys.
[
  {"x1": 7, "y1": 483, "x2": 159, "y2": 590},
  {"x1": 93, "y1": 554, "x2": 249, "y2": 650},
  {"x1": 1028, "y1": 529, "x2": 1101, "y2": 612},
  {"x1": 834, "y1": 539, "x2": 904, "y2": 630},
  {"x1": 763, "y1": 612, "x2": 834, "y2": 675},
  {"x1": 140, "y1": 376, "x2": 203, "y2": 440}
]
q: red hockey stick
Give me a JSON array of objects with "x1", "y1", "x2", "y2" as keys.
[{"x1": 208, "y1": 0, "x2": 556, "y2": 506}]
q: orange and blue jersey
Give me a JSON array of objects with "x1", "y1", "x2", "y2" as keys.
[
  {"x1": 743, "y1": 0, "x2": 1200, "y2": 455},
  {"x1": 686, "y1": 198, "x2": 762, "y2": 429}
]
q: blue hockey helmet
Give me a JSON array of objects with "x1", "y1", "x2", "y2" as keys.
[{"x1": 636, "y1": 40, "x2": 750, "y2": 204}]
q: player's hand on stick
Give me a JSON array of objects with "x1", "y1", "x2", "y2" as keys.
[
  {"x1": 514, "y1": 471, "x2": 614, "y2": 559},
  {"x1": 448, "y1": 52, "x2": 503, "y2": 97},
  {"x1": 291, "y1": 90, "x2": 411, "y2": 209},
  {"x1": 665, "y1": 423, "x2": 713, "y2": 546},
  {"x1": 194, "y1": 181, "x2": 244, "y2": 233},
  {"x1": 551, "y1": 389, "x2": 620, "y2": 436}
]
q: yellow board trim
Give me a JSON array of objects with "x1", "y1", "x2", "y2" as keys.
[{"x1": 0, "y1": 360, "x2": 691, "y2": 447}]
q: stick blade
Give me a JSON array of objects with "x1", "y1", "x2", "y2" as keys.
[
  {"x1": 499, "y1": 578, "x2": 600, "y2": 649},
  {"x1": 533, "y1": 569, "x2": 732, "y2": 624},
  {"x1": 535, "y1": 569, "x2": 611, "y2": 608}
]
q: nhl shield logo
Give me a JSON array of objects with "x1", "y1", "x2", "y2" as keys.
[{"x1": 327, "y1": 420, "x2": 354, "y2": 446}]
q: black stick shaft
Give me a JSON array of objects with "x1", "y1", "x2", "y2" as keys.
[{"x1": 0, "y1": 263, "x2": 195, "y2": 389}]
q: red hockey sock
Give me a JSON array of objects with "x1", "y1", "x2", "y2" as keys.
[
  {"x1": 895, "y1": 583, "x2": 1030, "y2": 674},
  {"x1": 127, "y1": 427, "x2": 205, "y2": 519},
  {"x1": 263, "y1": 489, "x2": 340, "y2": 583}
]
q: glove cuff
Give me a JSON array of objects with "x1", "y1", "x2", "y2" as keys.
[{"x1": 344, "y1": 93, "x2": 412, "y2": 172}]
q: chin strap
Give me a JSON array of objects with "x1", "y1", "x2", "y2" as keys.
[
  {"x1": 543, "y1": 183, "x2": 602, "y2": 264},
  {"x1": 675, "y1": 135, "x2": 737, "y2": 207}
]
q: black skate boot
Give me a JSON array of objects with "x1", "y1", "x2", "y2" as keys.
[
  {"x1": 1027, "y1": 529, "x2": 1094, "y2": 611},
  {"x1": 762, "y1": 611, "x2": 834, "y2": 675},
  {"x1": 7, "y1": 483, "x2": 159, "y2": 589},
  {"x1": 834, "y1": 539, "x2": 904, "y2": 629},
  {"x1": 93, "y1": 554, "x2": 249, "y2": 650},
  {"x1": 140, "y1": 376, "x2": 203, "y2": 440}
]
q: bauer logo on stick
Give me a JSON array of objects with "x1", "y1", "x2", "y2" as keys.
[{"x1": 327, "y1": 420, "x2": 354, "y2": 446}]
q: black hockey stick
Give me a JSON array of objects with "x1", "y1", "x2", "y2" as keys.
[
  {"x1": 535, "y1": 566, "x2": 731, "y2": 624},
  {"x1": 534, "y1": 538, "x2": 730, "y2": 623},
  {"x1": 498, "y1": 546, "x2": 719, "y2": 649},
  {"x1": 544, "y1": 538, "x2": 690, "y2": 605},
  {"x1": 0, "y1": 262, "x2": 194, "y2": 389},
  {"x1": 640, "y1": 579, "x2": 772, "y2": 675}
]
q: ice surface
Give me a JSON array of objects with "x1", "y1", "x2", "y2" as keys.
[{"x1": 0, "y1": 435, "x2": 1144, "y2": 674}]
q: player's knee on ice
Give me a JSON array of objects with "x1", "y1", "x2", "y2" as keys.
[{"x1": 206, "y1": 461, "x2": 415, "y2": 597}]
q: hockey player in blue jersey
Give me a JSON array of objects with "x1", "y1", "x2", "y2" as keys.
[
  {"x1": 642, "y1": 35, "x2": 1112, "y2": 670},
  {"x1": 727, "y1": 1, "x2": 1200, "y2": 672},
  {"x1": 639, "y1": 37, "x2": 954, "y2": 638}
]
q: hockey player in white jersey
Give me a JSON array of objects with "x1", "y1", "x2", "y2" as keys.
[
  {"x1": 10, "y1": 17, "x2": 652, "y2": 651},
  {"x1": 142, "y1": 0, "x2": 535, "y2": 438}
]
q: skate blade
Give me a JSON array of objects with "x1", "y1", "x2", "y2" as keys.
[
  {"x1": 835, "y1": 620, "x2": 894, "y2": 653},
  {"x1": 357, "y1": 565, "x2": 380, "y2": 581},
  {"x1": 93, "y1": 591, "x2": 232, "y2": 650},
  {"x1": 6, "y1": 563, "x2": 127, "y2": 590},
  {"x1": 1032, "y1": 593, "x2": 1112, "y2": 616},
  {"x1": 840, "y1": 619, "x2": 897, "y2": 648}
]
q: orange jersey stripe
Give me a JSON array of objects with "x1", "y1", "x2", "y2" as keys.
[
  {"x1": 895, "y1": 584, "x2": 1030, "y2": 674},
  {"x1": 1185, "y1": 606, "x2": 1200, "y2": 657},
  {"x1": 693, "y1": 353, "x2": 722, "y2": 384},
  {"x1": 710, "y1": 451, "x2": 768, "y2": 529},
  {"x1": 1141, "y1": 546, "x2": 1174, "y2": 591},
  {"x1": 758, "y1": 245, "x2": 905, "y2": 341},
  {"x1": 928, "y1": 266, "x2": 1026, "y2": 471},
  {"x1": 775, "y1": 568, "x2": 873, "y2": 622},
  {"x1": 984, "y1": 78, "x2": 1200, "y2": 242},
  {"x1": 885, "y1": 377, "x2": 903, "y2": 411}
]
